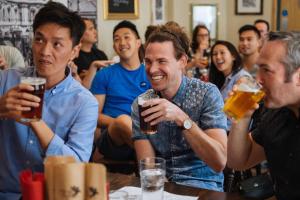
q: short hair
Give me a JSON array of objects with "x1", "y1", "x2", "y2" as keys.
[
  {"x1": 209, "y1": 40, "x2": 243, "y2": 89},
  {"x1": 238, "y1": 24, "x2": 261, "y2": 39},
  {"x1": 33, "y1": 1, "x2": 85, "y2": 47},
  {"x1": 144, "y1": 25, "x2": 158, "y2": 41},
  {"x1": 254, "y1": 19, "x2": 270, "y2": 31},
  {"x1": 268, "y1": 32, "x2": 300, "y2": 82},
  {"x1": 113, "y1": 20, "x2": 140, "y2": 39},
  {"x1": 191, "y1": 25, "x2": 211, "y2": 53},
  {"x1": 145, "y1": 25, "x2": 191, "y2": 61}
]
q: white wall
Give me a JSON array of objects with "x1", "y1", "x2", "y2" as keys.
[{"x1": 97, "y1": 0, "x2": 152, "y2": 58}]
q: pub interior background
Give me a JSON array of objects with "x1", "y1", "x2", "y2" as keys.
[{"x1": 1, "y1": 0, "x2": 299, "y2": 64}]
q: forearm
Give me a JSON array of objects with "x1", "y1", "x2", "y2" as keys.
[
  {"x1": 134, "y1": 140, "x2": 155, "y2": 162},
  {"x1": 82, "y1": 66, "x2": 97, "y2": 89},
  {"x1": 30, "y1": 120, "x2": 55, "y2": 151},
  {"x1": 227, "y1": 117, "x2": 253, "y2": 169},
  {"x1": 183, "y1": 125, "x2": 227, "y2": 172}
]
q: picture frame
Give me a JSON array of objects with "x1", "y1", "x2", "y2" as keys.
[
  {"x1": 152, "y1": 0, "x2": 165, "y2": 24},
  {"x1": 235, "y1": 0, "x2": 263, "y2": 15},
  {"x1": 103, "y1": 0, "x2": 139, "y2": 20}
]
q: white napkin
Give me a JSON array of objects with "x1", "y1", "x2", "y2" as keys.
[{"x1": 110, "y1": 186, "x2": 198, "y2": 200}]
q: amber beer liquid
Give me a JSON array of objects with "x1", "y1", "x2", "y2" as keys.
[
  {"x1": 20, "y1": 77, "x2": 46, "y2": 122},
  {"x1": 223, "y1": 88, "x2": 265, "y2": 121},
  {"x1": 138, "y1": 90, "x2": 159, "y2": 134}
]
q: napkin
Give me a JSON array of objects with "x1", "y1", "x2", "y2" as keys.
[{"x1": 19, "y1": 170, "x2": 44, "y2": 200}]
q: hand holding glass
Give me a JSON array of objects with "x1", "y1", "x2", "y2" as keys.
[
  {"x1": 20, "y1": 77, "x2": 46, "y2": 122},
  {"x1": 139, "y1": 157, "x2": 166, "y2": 200},
  {"x1": 223, "y1": 76, "x2": 265, "y2": 121}
]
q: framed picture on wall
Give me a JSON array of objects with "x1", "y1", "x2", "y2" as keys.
[
  {"x1": 235, "y1": 0, "x2": 263, "y2": 15},
  {"x1": 152, "y1": 0, "x2": 165, "y2": 24},
  {"x1": 103, "y1": 0, "x2": 139, "y2": 20}
]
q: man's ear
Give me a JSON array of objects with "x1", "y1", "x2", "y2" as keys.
[
  {"x1": 70, "y1": 43, "x2": 81, "y2": 61},
  {"x1": 178, "y1": 54, "x2": 188, "y2": 70}
]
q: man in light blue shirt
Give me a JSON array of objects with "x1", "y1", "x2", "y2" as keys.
[{"x1": 0, "y1": 2, "x2": 98, "y2": 199}]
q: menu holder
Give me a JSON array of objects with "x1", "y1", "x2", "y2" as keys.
[
  {"x1": 85, "y1": 163, "x2": 107, "y2": 200},
  {"x1": 44, "y1": 156, "x2": 76, "y2": 200}
]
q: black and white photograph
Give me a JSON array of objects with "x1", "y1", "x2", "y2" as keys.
[
  {"x1": 235, "y1": 0, "x2": 263, "y2": 15},
  {"x1": 152, "y1": 0, "x2": 165, "y2": 24},
  {"x1": 0, "y1": 0, "x2": 97, "y2": 66}
]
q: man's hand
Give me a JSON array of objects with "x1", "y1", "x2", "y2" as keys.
[
  {"x1": 0, "y1": 84, "x2": 41, "y2": 120},
  {"x1": 90, "y1": 60, "x2": 115, "y2": 70},
  {"x1": 141, "y1": 98, "x2": 188, "y2": 127},
  {"x1": 0, "y1": 55, "x2": 8, "y2": 70}
]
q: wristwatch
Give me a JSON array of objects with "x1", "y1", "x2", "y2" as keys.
[{"x1": 182, "y1": 118, "x2": 193, "y2": 130}]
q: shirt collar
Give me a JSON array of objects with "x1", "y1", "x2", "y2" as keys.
[
  {"x1": 171, "y1": 76, "x2": 187, "y2": 107},
  {"x1": 46, "y1": 67, "x2": 73, "y2": 96}
]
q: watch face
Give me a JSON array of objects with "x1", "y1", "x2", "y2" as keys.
[{"x1": 184, "y1": 119, "x2": 192, "y2": 130}]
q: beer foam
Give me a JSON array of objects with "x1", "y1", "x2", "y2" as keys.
[
  {"x1": 138, "y1": 89, "x2": 159, "y2": 105},
  {"x1": 21, "y1": 77, "x2": 46, "y2": 85},
  {"x1": 237, "y1": 83, "x2": 260, "y2": 93}
]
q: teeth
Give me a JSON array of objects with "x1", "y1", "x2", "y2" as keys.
[{"x1": 152, "y1": 75, "x2": 163, "y2": 80}]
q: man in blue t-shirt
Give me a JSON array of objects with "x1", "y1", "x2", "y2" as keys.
[{"x1": 90, "y1": 20, "x2": 151, "y2": 161}]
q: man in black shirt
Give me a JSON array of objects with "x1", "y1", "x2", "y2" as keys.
[
  {"x1": 74, "y1": 18, "x2": 108, "y2": 74},
  {"x1": 228, "y1": 31, "x2": 300, "y2": 200}
]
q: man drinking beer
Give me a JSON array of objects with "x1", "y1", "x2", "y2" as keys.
[
  {"x1": 228, "y1": 31, "x2": 300, "y2": 199},
  {"x1": 0, "y1": 2, "x2": 98, "y2": 199}
]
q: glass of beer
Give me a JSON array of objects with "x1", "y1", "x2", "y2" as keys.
[
  {"x1": 223, "y1": 77, "x2": 265, "y2": 121},
  {"x1": 138, "y1": 89, "x2": 159, "y2": 134},
  {"x1": 20, "y1": 76, "x2": 46, "y2": 122}
]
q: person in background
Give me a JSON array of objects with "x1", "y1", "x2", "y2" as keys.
[
  {"x1": 186, "y1": 25, "x2": 211, "y2": 81},
  {"x1": 132, "y1": 25, "x2": 227, "y2": 191},
  {"x1": 209, "y1": 40, "x2": 251, "y2": 130},
  {"x1": 254, "y1": 19, "x2": 270, "y2": 46},
  {"x1": 90, "y1": 20, "x2": 151, "y2": 162},
  {"x1": 0, "y1": 45, "x2": 25, "y2": 69},
  {"x1": 238, "y1": 25, "x2": 261, "y2": 77},
  {"x1": 74, "y1": 18, "x2": 108, "y2": 76},
  {"x1": 0, "y1": 2, "x2": 98, "y2": 199},
  {"x1": 228, "y1": 31, "x2": 300, "y2": 200}
]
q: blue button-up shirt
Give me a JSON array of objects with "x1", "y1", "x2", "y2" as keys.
[
  {"x1": 132, "y1": 76, "x2": 227, "y2": 191},
  {"x1": 0, "y1": 67, "x2": 98, "y2": 199}
]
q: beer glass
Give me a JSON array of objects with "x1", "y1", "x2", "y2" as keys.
[
  {"x1": 223, "y1": 77, "x2": 265, "y2": 121},
  {"x1": 20, "y1": 76, "x2": 46, "y2": 122},
  {"x1": 138, "y1": 89, "x2": 159, "y2": 134},
  {"x1": 139, "y1": 157, "x2": 166, "y2": 200}
]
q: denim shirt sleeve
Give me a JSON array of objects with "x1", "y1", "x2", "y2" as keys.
[
  {"x1": 45, "y1": 92, "x2": 99, "y2": 162},
  {"x1": 200, "y1": 84, "x2": 227, "y2": 131},
  {"x1": 131, "y1": 98, "x2": 148, "y2": 140}
]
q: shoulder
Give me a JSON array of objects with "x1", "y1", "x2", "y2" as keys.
[
  {"x1": 186, "y1": 78, "x2": 220, "y2": 97},
  {"x1": 70, "y1": 80, "x2": 98, "y2": 105}
]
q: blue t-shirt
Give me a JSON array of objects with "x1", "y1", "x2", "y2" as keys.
[{"x1": 90, "y1": 63, "x2": 151, "y2": 118}]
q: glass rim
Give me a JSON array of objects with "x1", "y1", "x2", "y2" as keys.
[{"x1": 139, "y1": 157, "x2": 166, "y2": 165}]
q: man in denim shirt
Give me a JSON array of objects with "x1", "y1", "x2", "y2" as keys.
[{"x1": 132, "y1": 25, "x2": 227, "y2": 191}]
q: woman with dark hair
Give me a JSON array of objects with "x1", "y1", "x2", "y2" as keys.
[
  {"x1": 186, "y1": 25, "x2": 211, "y2": 81},
  {"x1": 209, "y1": 40, "x2": 251, "y2": 129}
]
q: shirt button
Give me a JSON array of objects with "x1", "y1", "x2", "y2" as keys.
[{"x1": 29, "y1": 140, "x2": 33, "y2": 144}]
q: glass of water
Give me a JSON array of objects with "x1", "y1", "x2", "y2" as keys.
[{"x1": 139, "y1": 157, "x2": 166, "y2": 200}]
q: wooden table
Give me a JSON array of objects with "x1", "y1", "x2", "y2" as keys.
[{"x1": 108, "y1": 173, "x2": 253, "y2": 200}]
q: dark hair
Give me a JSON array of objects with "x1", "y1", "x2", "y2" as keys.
[
  {"x1": 144, "y1": 25, "x2": 158, "y2": 41},
  {"x1": 209, "y1": 40, "x2": 242, "y2": 89},
  {"x1": 254, "y1": 19, "x2": 270, "y2": 31},
  {"x1": 145, "y1": 25, "x2": 191, "y2": 61},
  {"x1": 113, "y1": 20, "x2": 140, "y2": 39},
  {"x1": 191, "y1": 25, "x2": 211, "y2": 53},
  {"x1": 238, "y1": 24, "x2": 261, "y2": 39},
  {"x1": 33, "y1": 1, "x2": 85, "y2": 47}
]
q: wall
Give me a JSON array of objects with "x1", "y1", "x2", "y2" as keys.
[{"x1": 97, "y1": 0, "x2": 152, "y2": 58}]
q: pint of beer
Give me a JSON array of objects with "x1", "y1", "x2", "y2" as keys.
[
  {"x1": 20, "y1": 77, "x2": 46, "y2": 122},
  {"x1": 138, "y1": 89, "x2": 159, "y2": 134},
  {"x1": 223, "y1": 78, "x2": 265, "y2": 121}
]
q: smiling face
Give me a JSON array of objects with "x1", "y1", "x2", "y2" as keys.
[
  {"x1": 256, "y1": 41, "x2": 300, "y2": 109},
  {"x1": 32, "y1": 23, "x2": 80, "y2": 88},
  {"x1": 212, "y1": 44, "x2": 235, "y2": 76},
  {"x1": 144, "y1": 41, "x2": 186, "y2": 99},
  {"x1": 238, "y1": 30, "x2": 261, "y2": 56},
  {"x1": 113, "y1": 27, "x2": 141, "y2": 62}
]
